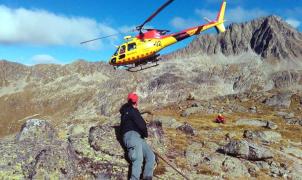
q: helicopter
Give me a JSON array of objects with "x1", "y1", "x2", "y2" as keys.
[{"x1": 81, "y1": 0, "x2": 227, "y2": 71}]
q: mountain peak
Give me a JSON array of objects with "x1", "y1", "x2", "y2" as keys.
[{"x1": 166, "y1": 15, "x2": 302, "y2": 60}]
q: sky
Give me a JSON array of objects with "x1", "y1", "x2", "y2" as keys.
[{"x1": 0, "y1": 0, "x2": 301, "y2": 65}]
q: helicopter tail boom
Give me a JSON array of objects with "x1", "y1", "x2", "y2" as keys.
[{"x1": 159, "y1": 0, "x2": 226, "y2": 48}]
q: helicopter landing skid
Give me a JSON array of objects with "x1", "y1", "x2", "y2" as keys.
[{"x1": 125, "y1": 61, "x2": 159, "y2": 72}]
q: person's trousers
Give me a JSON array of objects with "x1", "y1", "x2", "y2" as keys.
[{"x1": 123, "y1": 131, "x2": 155, "y2": 180}]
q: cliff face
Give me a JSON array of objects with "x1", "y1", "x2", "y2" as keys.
[{"x1": 165, "y1": 16, "x2": 302, "y2": 60}]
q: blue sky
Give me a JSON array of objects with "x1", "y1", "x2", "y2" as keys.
[{"x1": 0, "y1": 0, "x2": 301, "y2": 65}]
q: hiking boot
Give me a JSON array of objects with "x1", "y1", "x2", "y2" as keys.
[{"x1": 143, "y1": 176, "x2": 152, "y2": 180}]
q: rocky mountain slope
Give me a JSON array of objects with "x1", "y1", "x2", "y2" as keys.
[
  {"x1": 165, "y1": 16, "x2": 302, "y2": 61},
  {"x1": 0, "y1": 15, "x2": 302, "y2": 179}
]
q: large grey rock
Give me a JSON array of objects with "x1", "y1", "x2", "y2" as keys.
[
  {"x1": 228, "y1": 104, "x2": 248, "y2": 113},
  {"x1": 153, "y1": 116, "x2": 182, "y2": 128},
  {"x1": 284, "y1": 118, "x2": 302, "y2": 126},
  {"x1": 244, "y1": 161, "x2": 260, "y2": 177},
  {"x1": 0, "y1": 119, "x2": 78, "y2": 179},
  {"x1": 275, "y1": 112, "x2": 302, "y2": 125},
  {"x1": 16, "y1": 119, "x2": 56, "y2": 142},
  {"x1": 181, "y1": 107, "x2": 202, "y2": 117},
  {"x1": 185, "y1": 142, "x2": 204, "y2": 166},
  {"x1": 69, "y1": 124, "x2": 128, "y2": 179},
  {"x1": 243, "y1": 130, "x2": 282, "y2": 142},
  {"x1": 201, "y1": 153, "x2": 250, "y2": 178},
  {"x1": 284, "y1": 112, "x2": 295, "y2": 119},
  {"x1": 263, "y1": 92, "x2": 292, "y2": 108},
  {"x1": 177, "y1": 123, "x2": 196, "y2": 136},
  {"x1": 266, "y1": 121, "x2": 278, "y2": 130},
  {"x1": 222, "y1": 157, "x2": 250, "y2": 178},
  {"x1": 276, "y1": 111, "x2": 289, "y2": 117},
  {"x1": 220, "y1": 140, "x2": 273, "y2": 160},
  {"x1": 147, "y1": 120, "x2": 167, "y2": 154},
  {"x1": 236, "y1": 119, "x2": 278, "y2": 129},
  {"x1": 268, "y1": 161, "x2": 290, "y2": 178},
  {"x1": 236, "y1": 119, "x2": 267, "y2": 126},
  {"x1": 283, "y1": 147, "x2": 302, "y2": 158},
  {"x1": 88, "y1": 124, "x2": 124, "y2": 157}
]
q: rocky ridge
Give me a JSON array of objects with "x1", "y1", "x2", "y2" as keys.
[{"x1": 165, "y1": 16, "x2": 302, "y2": 61}]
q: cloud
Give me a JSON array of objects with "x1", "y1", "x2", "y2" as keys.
[
  {"x1": 195, "y1": 9, "x2": 217, "y2": 20},
  {"x1": 31, "y1": 54, "x2": 61, "y2": 64},
  {"x1": 227, "y1": 7, "x2": 268, "y2": 22},
  {"x1": 286, "y1": 18, "x2": 301, "y2": 28},
  {"x1": 0, "y1": 5, "x2": 117, "y2": 49},
  {"x1": 196, "y1": 6, "x2": 268, "y2": 23},
  {"x1": 170, "y1": 17, "x2": 199, "y2": 30},
  {"x1": 285, "y1": 7, "x2": 302, "y2": 18},
  {"x1": 170, "y1": 6, "x2": 268, "y2": 30}
]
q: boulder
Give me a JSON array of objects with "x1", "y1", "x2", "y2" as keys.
[
  {"x1": 283, "y1": 147, "x2": 302, "y2": 158},
  {"x1": 275, "y1": 111, "x2": 289, "y2": 117},
  {"x1": 284, "y1": 118, "x2": 302, "y2": 126},
  {"x1": 1, "y1": 119, "x2": 78, "y2": 179},
  {"x1": 147, "y1": 120, "x2": 167, "y2": 154},
  {"x1": 266, "y1": 121, "x2": 278, "y2": 130},
  {"x1": 200, "y1": 153, "x2": 250, "y2": 178},
  {"x1": 69, "y1": 124, "x2": 128, "y2": 178},
  {"x1": 284, "y1": 112, "x2": 295, "y2": 119},
  {"x1": 249, "y1": 106, "x2": 257, "y2": 113},
  {"x1": 185, "y1": 142, "x2": 204, "y2": 166},
  {"x1": 245, "y1": 161, "x2": 260, "y2": 177},
  {"x1": 236, "y1": 119, "x2": 267, "y2": 127},
  {"x1": 222, "y1": 157, "x2": 250, "y2": 178},
  {"x1": 220, "y1": 140, "x2": 273, "y2": 160},
  {"x1": 16, "y1": 119, "x2": 56, "y2": 142},
  {"x1": 263, "y1": 93, "x2": 292, "y2": 108},
  {"x1": 153, "y1": 116, "x2": 182, "y2": 129},
  {"x1": 243, "y1": 130, "x2": 282, "y2": 142},
  {"x1": 88, "y1": 124, "x2": 124, "y2": 157},
  {"x1": 176, "y1": 123, "x2": 195, "y2": 136},
  {"x1": 229, "y1": 104, "x2": 248, "y2": 113},
  {"x1": 181, "y1": 107, "x2": 202, "y2": 117},
  {"x1": 236, "y1": 119, "x2": 278, "y2": 129},
  {"x1": 268, "y1": 161, "x2": 290, "y2": 178}
]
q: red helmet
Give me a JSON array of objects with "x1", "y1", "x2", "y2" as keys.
[{"x1": 127, "y1": 92, "x2": 138, "y2": 104}]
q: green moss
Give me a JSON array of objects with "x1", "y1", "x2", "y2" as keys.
[{"x1": 0, "y1": 170, "x2": 24, "y2": 180}]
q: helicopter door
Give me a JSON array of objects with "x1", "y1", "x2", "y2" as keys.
[{"x1": 119, "y1": 45, "x2": 126, "y2": 59}]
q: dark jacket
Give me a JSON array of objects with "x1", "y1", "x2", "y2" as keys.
[{"x1": 120, "y1": 102, "x2": 148, "y2": 138}]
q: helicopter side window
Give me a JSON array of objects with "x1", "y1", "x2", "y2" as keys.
[
  {"x1": 128, "y1": 43, "x2": 136, "y2": 51},
  {"x1": 119, "y1": 45, "x2": 126, "y2": 54}
]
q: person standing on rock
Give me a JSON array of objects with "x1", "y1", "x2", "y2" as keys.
[{"x1": 120, "y1": 92, "x2": 155, "y2": 180}]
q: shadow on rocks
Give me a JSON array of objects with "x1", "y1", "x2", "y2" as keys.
[{"x1": 112, "y1": 125, "x2": 132, "y2": 180}]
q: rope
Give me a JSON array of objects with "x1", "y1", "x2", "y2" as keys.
[{"x1": 154, "y1": 151, "x2": 190, "y2": 180}]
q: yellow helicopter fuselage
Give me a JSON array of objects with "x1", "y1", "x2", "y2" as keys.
[{"x1": 109, "y1": 0, "x2": 226, "y2": 67}]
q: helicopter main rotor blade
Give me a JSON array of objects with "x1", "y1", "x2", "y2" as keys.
[
  {"x1": 80, "y1": 32, "x2": 124, "y2": 44},
  {"x1": 136, "y1": 0, "x2": 174, "y2": 31}
]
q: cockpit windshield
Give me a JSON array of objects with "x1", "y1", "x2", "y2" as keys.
[{"x1": 113, "y1": 47, "x2": 119, "y2": 56}]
